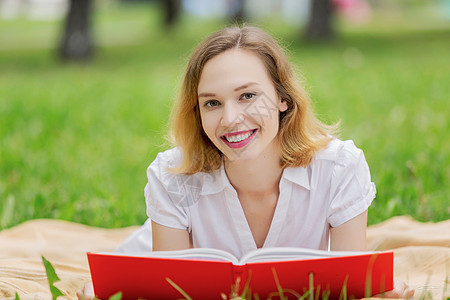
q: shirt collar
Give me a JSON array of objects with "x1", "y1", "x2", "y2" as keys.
[
  {"x1": 200, "y1": 163, "x2": 311, "y2": 195},
  {"x1": 281, "y1": 166, "x2": 311, "y2": 190},
  {"x1": 199, "y1": 163, "x2": 230, "y2": 195}
]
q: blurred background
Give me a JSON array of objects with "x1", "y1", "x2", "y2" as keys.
[{"x1": 0, "y1": 0, "x2": 449, "y2": 230}]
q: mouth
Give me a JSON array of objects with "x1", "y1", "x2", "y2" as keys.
[{"x1": 220, "y1": 129, "x2": 257, "y2": 149}]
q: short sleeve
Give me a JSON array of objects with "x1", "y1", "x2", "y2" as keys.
[
  {"x1": 145, "y1": 149, "x2": 189, "y2": 230},
  {"x1": 327, "y1": 140, "x2": 376, "y2": 227},
  {"x1": 115, "y1": 218, "x2": 153, "y2": 252}
]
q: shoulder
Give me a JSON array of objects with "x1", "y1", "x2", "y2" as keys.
[
  {"x1": 146, "y1": 147, "x2": 184, "y2": 183},
  {"x1": 313, "y1": 138, "x2": 373, "y2": 193},
  {"x1": 283, "y1": 138, "x2": 367, "y2": 189},
  {"x1": 148, "y1": 147, "x2": 187, "y2": 175},
  {"x1": 147, "y1": 147, "x2": 214, "y2": 188},
  {"x1": 151, "y1": 147, "x2": 183, "y2": 168},
  {"x1": 314, "y1": 138, "x2": 364, "y2": 167}
]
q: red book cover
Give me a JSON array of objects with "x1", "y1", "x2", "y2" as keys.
[{"x1": 87, "y1": 248, "x2": 393, "y2": 300}]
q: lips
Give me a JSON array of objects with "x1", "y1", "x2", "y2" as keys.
[{"x1": 220, "y1": 129, "x2": 257, "y2": 149}]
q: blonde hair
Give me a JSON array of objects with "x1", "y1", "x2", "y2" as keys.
[{"x1": 169, "y1": 26, "x2": 336, "y2": 174}]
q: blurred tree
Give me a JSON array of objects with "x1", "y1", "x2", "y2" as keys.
[
  {"x1": 229, "y1": 0, "x2": 247, "y2": 24},
  {"x1": 305, "y1": 0, "x2": 335, "y2": 40},
  {"x1": 59, "y1": 0, "x2": 94, "y2": 61},
  {"x1": 162, "y1": 0, "x2": 182, "y2": 28}
]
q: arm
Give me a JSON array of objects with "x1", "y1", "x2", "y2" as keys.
[
  {"x1": 151, "y1": 221, "x2": 191, "y2": 251},
  {"x1": 330, "y1": 210, "x2": 414, "y2": 298},
  {"x1": 330, "y1": 210, "x2": 368, "y2": 251}
]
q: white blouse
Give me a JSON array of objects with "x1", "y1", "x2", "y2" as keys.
[{"x1": 116, "y1": 138, "x2": 376, "y2": 259}]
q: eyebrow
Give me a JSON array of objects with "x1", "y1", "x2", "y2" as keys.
[
  {"x1": 198, "y1": 92, "x2": 216, "y2": 98},
  {"x1": 234, "y1": 82, "x2": 258, "y2": 92},
  {"x1": 198, "y1": 82, "x2": 259, "y2": 98}
]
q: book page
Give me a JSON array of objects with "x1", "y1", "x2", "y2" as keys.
[
  {"x1": 98, "y1": 248, "x2": 240, "y2": 264},
  {"x1": 239, "y1": 247, "x2": 376, "y2": 264}
]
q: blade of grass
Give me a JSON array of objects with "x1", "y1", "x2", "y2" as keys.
[
  {"x1": 240, "y1": 270, "x2": 252, "y2": 299},
  {"x1": 315, "y1": 285, "x2": 321, "y2": 300},
  {"x1": 166, "y1": 277, "x2": 192, "y2": 300},
  {"x1": 339, "y1": 275, "x2": 349, "y2": 300},
  {"x1": 297, "y1": 290, "x2": 311, "y2": 300},
  {"x1": 309, "y1": 272, "x2": 314, "y2": 300},
  {"x1": 280, "y1": 289, "x2": 302, "y2": 299},
  {"x1": 419, "y1": 272, "x2": 433, "y2": 300},
  {"x1": 322, "y1": 289, "x2": 331, "y2": 300},
  {"x1": 271, "y1": 268, "x2": 286, "y2": 300},
  {"x1": 229, "y1": 276, "x2": 241, "y2": 298},
  {"x1": 41, "y1": 256, "x2": 64, "y2": 300},
  {"x1": 379, "y1": 274, "x2": 386, "y2": 298},
  {"x1": 108, "y1": 292, "x2": 122, "y2": 300},
  {"x1": 365, "y1": 253, "x2": 379, "y2": 298}
]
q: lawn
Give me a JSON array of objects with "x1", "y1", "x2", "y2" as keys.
[{"x1": 0, "y1": 1, "x2": 448, "y2": 229}]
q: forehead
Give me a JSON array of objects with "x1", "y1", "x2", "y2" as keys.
[{"x1": 198, "y1": 49, "x2": 272, "y2": 93}]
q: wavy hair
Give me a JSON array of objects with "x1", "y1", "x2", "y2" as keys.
[{"x1": 168, "y1": 26, "x2": 336, "y2": 174}]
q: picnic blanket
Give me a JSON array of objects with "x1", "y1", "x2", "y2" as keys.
[{"x1": 0, "y1": 216, "x2": 449, "y2": 300}]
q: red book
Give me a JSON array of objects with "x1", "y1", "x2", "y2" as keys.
[{"x1": 87, "y1": 247, "x2": 393, "y2": 300}]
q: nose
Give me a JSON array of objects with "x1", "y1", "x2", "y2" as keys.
[{"x1": 220, "y1": 101, "x2": 244, "y2": 127}]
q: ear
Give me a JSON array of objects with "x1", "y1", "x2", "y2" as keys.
[{"x1": 279, "y1": 99, "x2": 288, "y2": 112}]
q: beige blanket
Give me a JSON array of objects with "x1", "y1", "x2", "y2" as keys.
[{"x1": 0, "y1": 216, "x2": 448, "y2": 300}]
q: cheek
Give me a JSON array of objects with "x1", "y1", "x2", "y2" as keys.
[
  {"x1": 200, "y1": 112, "x2": 218, "y2": 140},
  {"x1": 246, "y1": 95, "x2": 280, "y2": 124}
]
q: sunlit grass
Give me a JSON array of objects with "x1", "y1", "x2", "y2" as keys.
[{"x1": 0, "y1": 2, "x2": 449, "y2": 229}]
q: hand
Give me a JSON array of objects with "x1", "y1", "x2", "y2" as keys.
[
  {"x1": 77, "y1": 282, "x2": 95, "y2": 300},
  {"x1": 375, "y1": 279, "x2": 415, "y2": 298}
]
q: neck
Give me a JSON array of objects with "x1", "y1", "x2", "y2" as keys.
[{"x1": 224, "y1": 148, "x2": 283, "y2": 197}]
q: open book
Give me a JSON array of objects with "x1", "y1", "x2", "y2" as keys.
[{"x1": 87, "y1": 247, "x2": 393, "y2": 300}]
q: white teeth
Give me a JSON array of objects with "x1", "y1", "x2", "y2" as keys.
[{"x1": 224, "y1": 131, "x2": 253, "y2": 143}]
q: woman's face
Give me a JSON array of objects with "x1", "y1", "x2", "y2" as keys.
[{"x1": 197, "y1": 49, "x2": 288, "y2": 163}]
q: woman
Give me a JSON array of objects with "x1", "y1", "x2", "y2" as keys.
[{"x1": 79, "y1": 25, "x2": 413, "y2": 299}]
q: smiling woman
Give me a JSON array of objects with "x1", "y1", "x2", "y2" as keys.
[{"x1": 78, "y1": 25, "x2": 413, "y2": 299}]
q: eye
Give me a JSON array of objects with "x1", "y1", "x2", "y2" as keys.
[
  {"x1": 204, "y1": 99, "x2": 220, "y2": 108},
  {"x1": 240, "y1": 92, "x2": 256, "y2": 101}
]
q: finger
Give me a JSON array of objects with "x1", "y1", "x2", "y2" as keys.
[
  {"x1": 403, "y1": 286, "x2": 415, "y2": 298},
  {"x1": 76, "y1": 289, "x2": 84, "y2": 300},
  {"x1": 382, "y1": 279, "x2": 414, "y2": 299},
  {"x1": 77, "y1": 283, "x2": 95, "y2": 300},
  {"x1": 85, "y1": 283, "x2": 95, "y2": 299}
]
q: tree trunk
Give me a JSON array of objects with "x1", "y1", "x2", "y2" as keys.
[
  {"x1": 229, "y1": 0, "x2": 247, "y2": 24},
  {"x1": 162, "y1": 0, "x2": 181, "y2": 28},
  {"x1": 305, "y1": 0, "x2": 334, "y2": 41},
  {"x1": 59, "y1": 0, "x2": 93, "y2": 61}
]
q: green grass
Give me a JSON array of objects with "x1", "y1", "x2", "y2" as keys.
[{"x1": 0, "y1": 2, "x2": 449, "y2": 229}]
